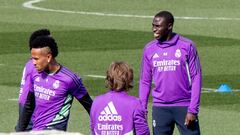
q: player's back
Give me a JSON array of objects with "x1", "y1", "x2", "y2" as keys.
[{"x1": 90, "y1": 90, "x2": 149, "y2": 135}]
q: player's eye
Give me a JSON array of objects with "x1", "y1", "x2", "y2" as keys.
[
  {"x1": 152, "y1": 24, "x2": 160, "y2": 28},
  {"x1": 32, "y1": 57, "x2": 38, "y2": 60}
]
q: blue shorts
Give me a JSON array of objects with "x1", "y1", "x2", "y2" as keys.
[{"x1": 152, "y1": 106, "x2": 200, "y2": 135}]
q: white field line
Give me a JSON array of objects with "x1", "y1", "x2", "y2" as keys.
[
  {"x1": 23, "y1": 0, "x2": 240, "y2": 21},
  {"x1": 84, "y1": 74, "x2": 239, "y2": 92},
  {"x1": 7, "y1": 74, "x2": 238, "y2": 101},
  {"x1": 8, "y1": 96, "x2": 95, "y2": 101},
  {"x1": 85, "y1": 74, "x2": 105, "y2": 79},
  {"x1": 8, "y1": 98, "x2": 18, "y2": 101}
]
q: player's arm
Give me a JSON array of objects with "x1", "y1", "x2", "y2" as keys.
[
  {"x1": 77, "y1": 92, "x2": 93, "y2": 114},
  {"x1": 16, "y1": 64, "x2": 35, "y2": 131},
  {"x1": 133, "y1": 100, "x2": 150, "y2": 135},
  {"x1": 15, "y1": 91, "x2": 35, "y2": 131},
  {"x1": 89, "y1": 101, "x2": 96, "y2": 135},
  {"x1": 139, "y1": 48, "x2": 152, "y2": 114},
  {"x1": 16, "y1": 65, "x2": 28, "y2": 130},
  {"x1": 18, "y1": 60, "x2": 33, "y2": 101},
  {"x1": 187, "y1": 44, "x2": 202, "y2": 114},
  {"x1": 185, "y1": 44, "x2": 202, "y2": 126},
  {"x1": 70, "y1": 75, "x2": 93, "y2": 115}
]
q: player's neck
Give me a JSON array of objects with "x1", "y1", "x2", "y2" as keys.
[
  {"x1": 167, "y1": 32, "x2": 174, "y2": 41},
  {"x1": 159, "y1": 32, "x2": 173, "y2": 42},
  {"x1": 46, "y1": 59, "x2": 60, "y2": 74}
]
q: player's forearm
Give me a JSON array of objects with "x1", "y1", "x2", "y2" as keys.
[
  {"x1": 78, "y1": 93, "x2": 93, "y2": 115},
  {"x1": 188, "y1": 73, "x2": 202, "y2": 114},
  {"x1": 134, "y1": 103, "x2": 150, "y2": 135},
  {"x1": 188, "y1": 44, "x2": 202, "y2": 114},
  {"x1": 139, "y1": 53, "x2": 152, "y2": 111},
  {"x1": 16, "y1": 92, "x2": 35, "y2": 131},
  {"x1": 90, "y1": 121, "x2": 96, "y2": 135},
  {"x1": 139, "y1": 80, "x2": 151, "y2": 112}
]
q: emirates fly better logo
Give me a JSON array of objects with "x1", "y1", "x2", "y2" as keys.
[{"x1": 98, "y1": 101, "x2": 122, "y2": 121}]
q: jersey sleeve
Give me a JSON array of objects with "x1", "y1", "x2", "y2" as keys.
[
  {"x1": 187, "y1": 44, "x2": 202, "y2": 114},
  {"x1": 16, "y1": 60, "x2": 35, "y2": 131},
  {"x1": 139, "y1": 48, "x2": 152, "y2": 112},
  {"x1": 68, "y1": 74, "x2": 88, "y2": 100},
  {"x1": 19, "y1": 61, "x2": 34, "y2": 105},
  {"x1": 133, "y1": 100, "x2": 150, "y2": 135},
  {"x1": 15, "y1": 90, "x2": 35, "y2": 131},
  {"x1": 90, "y1": 100, "x2": 96, "y2": 135},
  {"x1": 68, "y1": 74, "x2": 92, "y2": 114}
]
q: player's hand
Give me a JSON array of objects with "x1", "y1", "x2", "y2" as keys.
[
  {"x1": 144, "y1": 112, "x2": 148, "y2": 122},
  {"x1": 184, "y1": 112, "x2": 197, "y2": 127}
]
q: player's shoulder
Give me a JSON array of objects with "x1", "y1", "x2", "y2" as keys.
[
  {"x1": 23, "y1": 59, "x2": 35, "y2": 75},
  {"x1": 143, "y1": 39, "x2": 159, "y2": 52},
  {"x1": 124, "y1": 93, "x2": 139, "y2": 101},
  {"x1": 24, "y1": 59, "x2": 34, "y2": 68},
  {"x1": 91, "y1": 92, "x2": 109, "y2": 107},
  {"x1": 25, "y1": 59, "x2": 32, "y2": 64},
  {"x1": 93, "y1": 94, "x2": 104, "y2": 102},
  {"x1": 114, "y1": 91, "x2": 140, "y2": 105},
  {"x1": 178, "y1": 34, "x2": 196, "y2": 47},
  {"x1": 60, "y1": 65, "x2": 77, "y2": 75},
  {"x1": 119, "y1": 94, "x2": 142, "y2": 111},
  {"x1": 127, "y1": 95, "x2": 142, "y2": 106},
  {"x1": 58, "y1": 65, "x2": 81, "y2": 82},
  {"x1": 93, "y1": 90, "x2": 113, "y2": 100},
  {"x1": 144, "y1": 39, "x2": 158, "y2": 48}
]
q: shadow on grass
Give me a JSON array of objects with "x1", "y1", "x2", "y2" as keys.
[{"x1": 1, "y1": 29, "x2": 240, "y2": 55}]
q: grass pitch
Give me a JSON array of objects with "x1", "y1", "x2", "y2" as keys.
[{"x1": 0, "y1": 0, "x2": 240, "y2": 134}]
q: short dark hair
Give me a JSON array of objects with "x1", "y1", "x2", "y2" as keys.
[
  {"x1": 29, "y1": 29, "x2": 51, "y2": 50},
  {"x1": 155, "y1": 11, "x2": 174, "y2": 25},
  {"x1": 30, "y1": 36, "x2": 58, "y2": 58},
  {"x1": 105, "y1": 61, "x2": 133, "y2": 91}
]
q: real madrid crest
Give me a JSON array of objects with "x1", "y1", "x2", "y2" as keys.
[
  {"x1": 53, "y1": 80, "x2": 60, "y2": 89},
  {"x1": 175, "y1": 49, "x2": 181, "y2": 58},
  {"x1": 35, "y1": 77, "x2": 40, "y2": 82}
]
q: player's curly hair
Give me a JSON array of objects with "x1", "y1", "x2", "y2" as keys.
[
  {"x1": 29, "y1": 29, "x2": 51, "y2": 50},
  {"x1": 30, "y1": 36, "x2": 58, "y2": 58},
  {"x1": 106, "y1": 61, "x2": 133, "y2": 91}
]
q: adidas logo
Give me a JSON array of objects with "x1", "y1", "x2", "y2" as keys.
[
  {"x1": 153, "y1": 53, "x2": 159, "y2": 58},
  {"x1": 98, "y1": 101, "x2": 122, "y2": 121}
]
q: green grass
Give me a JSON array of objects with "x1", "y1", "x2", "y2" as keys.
[
  {"x1": 36, "y1": 0, "x2": 240, "y2": 17},
  {"x1": 0, "y1": 0, "x2": 240, "y2": 134},
  {"x1": 1, "y1": 29, "x2": 239, "y2": 89},
  {"x1": 1, "y1": 86, "x2": 240, "y2": 134}
]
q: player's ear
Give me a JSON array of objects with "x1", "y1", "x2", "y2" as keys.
[
  {"x1": 168, "y1": 23, "x2": 173, "y2": 30},
  {"x1": 47, "y1": 53, "x2": 52, "y2": 63}
]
